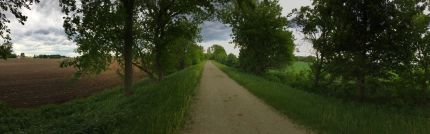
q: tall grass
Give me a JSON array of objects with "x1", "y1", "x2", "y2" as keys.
[
  {"x1": 214, "y1": 62, "x2": 430, "y2": 134},
  {"x1": 0, "y1": 63, "x2": 204, "y2": 134}
]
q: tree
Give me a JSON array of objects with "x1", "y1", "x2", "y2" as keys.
[
  {"x1": 225, "y1": 53, "x2": 238, "y2": 67},
  {"x1": 156, "y1": 18, "x2": 203, "y2": 73},
  {"x1": 0, "y1": 0, "x2": 39, "y2": 59},
  {"x1": 0, "y1": 42, "x2": 12, "y2": 59},
  {"x1": 408, "y1": 4, "x2": 430, "y2": 98},
  {"x1": 292, "y1": 0, "x2": 429, "y2": 100},
  {"x1": 60, "y1": 0, "x2": 220, "y2": 95},
  {"x1": 208, "y1": 44, "x2": 227, "y2": 63},
  {"x1": 135, "y1": 0, "x2": 216, "y2": 80},
  {"x1": 291, "y1": 5, "x2": 333, "y2": 87},
  {"x1": 60, "y1": 0, "x2": 135, "y2": 95},
  {"x1": 221, "y1": 0, "x2": 295, "y2": 74}
]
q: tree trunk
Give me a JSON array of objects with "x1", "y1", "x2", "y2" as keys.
[
  {"x1": 423, "y1": 64, "x2": 429, "y2": 100},
  {"x1": 122, "y1": 0, "x2": 135, "y2": 96},
  {"x1": 154, "y1": 43, "x2": 164, "y2": 81},
  {"x1": 313, "y1": 64, "x2": 321, "y2": 87},
  {"x1": 356, "y1": 73, "x2": 366, "y2": 101},
  {"x1": 313, "y1": 54, "x2": 323, "y2": 87}
]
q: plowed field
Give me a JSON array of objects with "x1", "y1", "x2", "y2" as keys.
[{"x1": 0, "y1": 58, "x2": 144, "y2": 107}]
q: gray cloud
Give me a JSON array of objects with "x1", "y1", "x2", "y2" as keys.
[
  {"x1": 200, "y1": 21, "x2": 232, "y2": 42},
  {"x1": 8, "y1": 0, "x2": 77, "y2": 57}
]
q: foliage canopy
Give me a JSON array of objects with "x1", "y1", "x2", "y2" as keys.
[{"x1": 221, "y1": 0, "x2": 295, "y2": 74}]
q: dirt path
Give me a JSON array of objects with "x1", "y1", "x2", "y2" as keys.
[{"x1": 182, "y1": 62, "x2": 309, "y2": 134}]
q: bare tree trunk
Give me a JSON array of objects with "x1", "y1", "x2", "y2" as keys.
[{"x1": 122, "y1": 0, "x2": 135, "y2": 96}]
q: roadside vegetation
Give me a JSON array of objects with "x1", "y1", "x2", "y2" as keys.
[
  {"x1": 291, "y1": 0, "x2": 430, "y2": 104},
  {"x1": 0, "y1": 63, "x2": 204, "y2": 133},
  {"x1": 212, "y1": 0, "x2": 430, "y2": 106},
  {"x1": 215, "y1": 62, "x2": 430, "y2": 134}
]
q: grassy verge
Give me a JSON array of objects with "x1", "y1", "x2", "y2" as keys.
[
  {"x1": 214, "y1": 62, "x2": 430, "y2": 134},
  {"x1": 0, "y1": 63, "x2": 204, "y2": 134}
]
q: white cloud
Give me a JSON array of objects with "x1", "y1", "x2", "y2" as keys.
[
  {"x1": 8, "y1": 0, "x2": 78, "y2": 57},
  {"x1": 198, "y1": 39, "x2": 239, "y2": 56},
  {"x1": 279, "y1": 0, "x2": 312, "y2": 17}
]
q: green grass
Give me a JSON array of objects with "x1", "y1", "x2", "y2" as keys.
[
  {"x1": 285, "y1": 61, "x2": 311, "y2": 74},
  {"x1": 265, "y1": 61, "x2": 312, "y2": 85},
  {"x1": 0, "y1": 63, "x2": 204, "y2": 134},
  {"x1": 268, "y1": 61, "x2": 311, "y2": 75},
  {"x1": 214, "y1": 62, "x2": 430, "y2": 134}
]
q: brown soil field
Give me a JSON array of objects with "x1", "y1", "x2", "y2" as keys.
[{"x1": 0, "y1": 58, "x2": 145, "y2": 108}]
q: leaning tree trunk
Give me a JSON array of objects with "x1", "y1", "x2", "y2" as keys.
[{"x1": 122, "y1": 0, "x2": 135, "y2": 96}]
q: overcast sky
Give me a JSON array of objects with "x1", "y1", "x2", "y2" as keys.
[{"x1": 7, "y1": 0, "x2": 312, "y2": 57}]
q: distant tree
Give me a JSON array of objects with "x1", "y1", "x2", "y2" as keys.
[
  {"x1": 221, "y1": 0, "x2": 295, "y2": 74},
  {"x1": 225, "y1": 53, "x2": 238, "y2": 67},
  {"x1": 209, "y1": 44, "x2": 227, "y2": 63},
  {"x1": 0, "y1": 0, "x2": 39, "y2": 59},
  {"x1": 8, "y1": 53, "x2": 17, "y2": 58},
  {"x1": 206, "y1": 47, "x2": 214, "y2": 60},
  {"x1": 34, "y1": 54, "x2": 67, "y2": 59},
  {"x1": 0, "y1": 42, "x2": 12, "y2": 59}
]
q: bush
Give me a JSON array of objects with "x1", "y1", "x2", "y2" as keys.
[{"x1": 225, "y1": 53, "x2": 238, "y2": 67}]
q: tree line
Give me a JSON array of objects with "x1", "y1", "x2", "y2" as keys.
[
  {"x1": 3, "y1": 0, "x2": 430, "y2": 104},
  {"x1": 206, "y1": 44, "x2": 238, "y2": 67},
  {"x1": 0, "y1": 0, "x2": 298, "y2": 97},
  {"x1": 57, "y1": 0, "x2": 222, "y2": 95},
  {"x1": 292, "y1": 0, "x2": 430, "y2": 103},
  {"x1": 1, "y1": 0, "x2": 212, "y2": 95},
  {"x1": 209, "y1": 0, "x2": 295, "y2": 74},
  {"x1": 57, "y1": 0, "x2": 296, "y2": 96}
]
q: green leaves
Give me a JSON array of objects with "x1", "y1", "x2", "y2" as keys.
[
  {"x1": 222, "y1": 0, "x2": 294, "y2": 74},
  {"x1": 59, "y1": 0, "x2": 125, "y2": 76},
  {"x1": 292, "y1": 0, "x2": 430, "y2": 100},
  {"x1": 208, "y1": 44, "x2": 227, "y2": 63},
  {"x1": 0, "y1": 42, "x2": 12, "y2": 60},
  {"x1": 0, "y1": 0, "x2": 39, "y2": 42}
]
